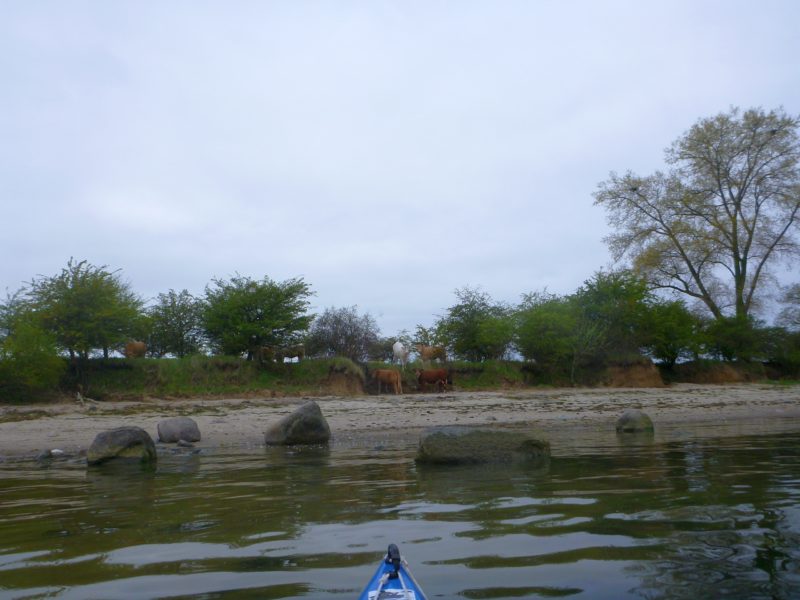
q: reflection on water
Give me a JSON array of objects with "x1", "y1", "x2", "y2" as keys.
[{"x1": 1, "y1": 422, "x2": 800, "y2": 599}]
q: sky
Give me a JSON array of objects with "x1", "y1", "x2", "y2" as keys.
[{"x1": 2, "y1": 1, "x2": 799, "y2": 336}]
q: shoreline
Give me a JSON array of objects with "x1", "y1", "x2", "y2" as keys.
[{"x1": 1, "y1": 383, "x2": 799, "y2": 460}]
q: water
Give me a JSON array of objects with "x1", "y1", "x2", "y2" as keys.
[{"x1": 1, "y1": 422, "x2": 800, "y2": 599}]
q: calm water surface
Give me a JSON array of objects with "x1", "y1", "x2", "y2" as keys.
[{"x1": 1, "y1": 421, "x2": 799, "y2": 599}]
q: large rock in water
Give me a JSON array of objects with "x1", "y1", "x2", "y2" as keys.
[
  {"x1": 264, "y1": 401, "x2": 331, "y2": 445},
  {"x1": 87, "y1": 426, "x2": 157, "y2": 465},
  {"x1": 157, "y1": 416, "x2": 201, "y2": 443},
  {"x1": 416, "y1": 426, "x2": 550, "y2": 465},
  {"x1": 615, "y1": 409, "x2": 655, "y2": 433}
]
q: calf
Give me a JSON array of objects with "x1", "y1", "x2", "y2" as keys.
[
  {"x1": 374, "y1": 369, "x2": 403, "y2": 395},
  {"x1": 416, "y1": 368, "x2": 449, "y2": 392}
]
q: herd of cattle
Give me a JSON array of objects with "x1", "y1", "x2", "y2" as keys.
[
  {"x1": 123, "y1": 340, "x2": 451, "y2": 395},
  {"x1": 371, "y1": 342, "x2": 450, "y2": 395}
]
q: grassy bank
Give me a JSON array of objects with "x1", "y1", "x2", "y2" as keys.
[
  {"x1": 69, "y1": 356, "x2": 365, "y2": 401},
  {"x1": 3, "y1": 355, "x2": 796, "y2": 404}
]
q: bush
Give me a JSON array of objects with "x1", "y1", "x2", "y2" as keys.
[{"x1": 0, "y1": 318, "x2": 65, "y2": 402}]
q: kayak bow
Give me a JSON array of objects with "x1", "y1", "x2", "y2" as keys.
[{"x1": 358, "y1": 543, "x2": 428, "y2": 600}]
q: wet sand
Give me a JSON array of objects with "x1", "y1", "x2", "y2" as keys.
[{"x1": 1, "y1": 383, "x2": 799, "y2": 459}]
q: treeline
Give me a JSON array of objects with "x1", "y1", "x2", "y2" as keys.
[{"x1": 1, "y1": 259, "x2": 800, "y2": 402}]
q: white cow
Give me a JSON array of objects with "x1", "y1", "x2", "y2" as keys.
[{"x1": 392, "y1": 341, "x2": 410, "y2": 368}]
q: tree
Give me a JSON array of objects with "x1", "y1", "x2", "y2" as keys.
[
  {"x1": 641, "y1": 300, "x2": 701, "y2": 368},
  {"x1": 572, "y1": 270, "x2": 651, "y2": 360},
  {"x1": 595, "y1": 107, "x2": 800, "y2": 322},
  {"x1": 0, "y1": 294, "x2": 65, "y2": 401},
  {"x1": 778, "y1": 283, "x2": 800, "y2": 331},
  {"x1": 703, "y1": 315, "x2": 762, "y2": 362},
  {"x1": 515, "y1": 291, "x2": 577, "y2": 369},
  {"x1": 148, "y1": 289, "x2": 205, "y2": 358},
  {"x1": 437, "y1": 287, "x2": 514, "y2": 361},
  {"x1": 202, "y1": 274, "x2": 313, "y2": 358},
  {"x1": 306, "y1": 305, "x2": 380, "y2": 362},
  {"x1": 25, "y1": 259, "x2": 145, "y2": 359}
]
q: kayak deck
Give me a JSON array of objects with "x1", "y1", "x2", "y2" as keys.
[{"x1": 358, "y1": 544, "x2": 427, "y2": 600}]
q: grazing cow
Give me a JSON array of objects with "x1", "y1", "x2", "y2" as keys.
[
  {"x1": 255, "y1": 346, "x2": 275, "y2": 364},
  {"x1": 374, "y1": 369, "x2": 403, "y2": 395},
  {"x1": 416, "y1": 344, "x2": 447, "y2": 363},
  {"x1": 275, "y1": 344, "x2": 305, "y2": 363},
  {"x1": 416, "y1": 368, "x2": 449, "y2": 392},
  {"x1": 124, "y1": 341, "x2": 146, "y2": 359},
  {"x1": 392, "y1": 341, "x2": 410, "y2": 367}
]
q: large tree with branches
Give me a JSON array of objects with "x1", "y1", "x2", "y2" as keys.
[{"x1": 594, "y1": 107, "x2": 800, "y2": 321}]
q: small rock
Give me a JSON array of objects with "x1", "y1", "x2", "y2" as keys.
[
  {"x1": 264, "y1": 401, "x2": 331, "y2": 445},
  {"x1": 158, "y1": 417, "x2": 201, "y2": 443},
  {"x1": 616, "y1": 409, "x2": 655, "y2": 433}
]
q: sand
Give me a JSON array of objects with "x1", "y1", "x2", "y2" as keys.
[{"x1": 1, "y1": 383, "x2": 800, "y2": 459}]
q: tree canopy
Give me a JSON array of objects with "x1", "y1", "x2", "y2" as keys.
[
  {"x1": 24, "y1": 259, "x2": 145, "y2": 359},
  {"x1": 202, "y1": 274, "x2": 313, "y2": 358},
  {"x1": 594, "y1": 107, "x2": 800, "y2": 322},
  {"x1": 147, "y1": 289, "x2": 205, "y2": 358},
  {"x1": 306, "y1": 305, "x2": 380, "y2": 362},
  {"x1": 436, "y1": 287, "x2": 514, "y2": 361}
]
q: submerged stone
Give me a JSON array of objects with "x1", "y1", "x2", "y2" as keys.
[
  {"x1": 415, "y1": 426, "x2": 550, "y2": 465},
  {"x1": 615, "y1": 409, "x2": 655, "y2": 433}
]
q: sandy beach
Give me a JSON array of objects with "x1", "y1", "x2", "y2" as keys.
[{"x1": 1, "y1": 383, "x2": 799, "y2": 459}]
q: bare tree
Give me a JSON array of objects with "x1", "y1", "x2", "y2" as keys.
[
  {"x1": 306, "y1": 306, "x2": 380, "y2": 362},
  {"x1": 595, "y1": 107, "x2": 800, "y2": 321}
]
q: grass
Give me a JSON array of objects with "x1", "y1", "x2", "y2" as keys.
[
  {"x1": 4, "y1": 355, "x2": 797, "y2": 404},
  {"x1": 74, "y1": 355, "x2": 367, "y2": 400}
]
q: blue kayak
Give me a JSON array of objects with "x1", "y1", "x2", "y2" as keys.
[{"x1": 358, "y1": 544, "x2": 428, "y2": 600}]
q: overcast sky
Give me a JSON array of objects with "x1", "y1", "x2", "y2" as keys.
[{"x1": 2, "y1": 1, "x2": 798, "y2": 336}]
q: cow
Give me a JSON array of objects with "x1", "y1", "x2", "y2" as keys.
[
  {"x1": 374, "y1": 369, "x2": 403, "y2": 394},
  {"x1": 275, "y1": 344, "x2": 305, "y2": 363},
  {"x1": 416, "y1": 344, "x2": 447, "y2": 363},
  {"x1": 416, "y1": 368, "x2": 449, "y2": 392},
  {"x1": 392, "y1": 341, "x2": 410, "y2": 367},
  {"x1": 124, "y1": 341, "x2": 146, "y2": 359},
  {"x1": 255, "y1": 346, "x2": 275, "y2": 364}
]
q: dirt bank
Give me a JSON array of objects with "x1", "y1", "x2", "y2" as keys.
[{"x1": 1, "y1": 383, "x2": 799, "y2": 459}]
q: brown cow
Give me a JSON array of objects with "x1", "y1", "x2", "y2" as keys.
[
  {"x1": 416, "y1": 344, "x2": 446, "y2": 363},
  {"x1": 416, "y1": 368, "x2": 449, "y2": 392},
  {"x1": 374, "y1": 369, "x2": 403, "y2": 394},
  {"x1": 124, "y1": 341, "x2": 146, "y2": 358}
]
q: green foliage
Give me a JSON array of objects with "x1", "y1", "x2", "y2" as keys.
[
  {"x1": 595, "y1": 106, "x2": 800, "y2": 322},
  {"x1": 515, "y1": 291, "x2": 577, "y2": 369},
  {"x1": 448, "y1": 360, "x2": 527, "y2": 390},
  {"x1": 202, "y1": 274, "x2": 313, "y2": 358},
  {"x1": 760, "y1": 327, "x2": 800, "y2": 377},
  {"x1": 0, "y1": 310, "x2": 65, "y2": 402},
  {"x1": 24, "y1": 258, "x2": 145, "y2": 359},
  {"x1": 437, "y1": 287, "x2": 514, "y2": 361},
  {"x1": 306, "y1": 305, "x2": 380, "y2": 362},
  {"x1": 703, "y1": 316, "x2": 762, "y2": 362},
  {"x1": 413, "y1": 324, "x2": 444, "y2": 347},
  {"x1": 641, "y1": 300, "x2": 701, "y2": 368},
  {"x1": 573, "y1": 270, "x2": 650, "y2": 360},
  {"x1": 148, "y1": 289, "x2": 205, "y2": 358}
]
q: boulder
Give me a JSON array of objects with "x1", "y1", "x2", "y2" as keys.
[
  {"x1": 87, "y1": 426, "x2": 157, "y2": 465},
  {"x1": 264, "y1": 401, "x2": 331, "y2": 445},
  {"x1": 415, "y1": 426, "x2": 550, "y2": 465},
  {"x1": 615, "y1": 409, "x2": 655, "y2": 433},
  {"x1": 157, "y1": 416, "x2": 201, "y2": 443}
]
